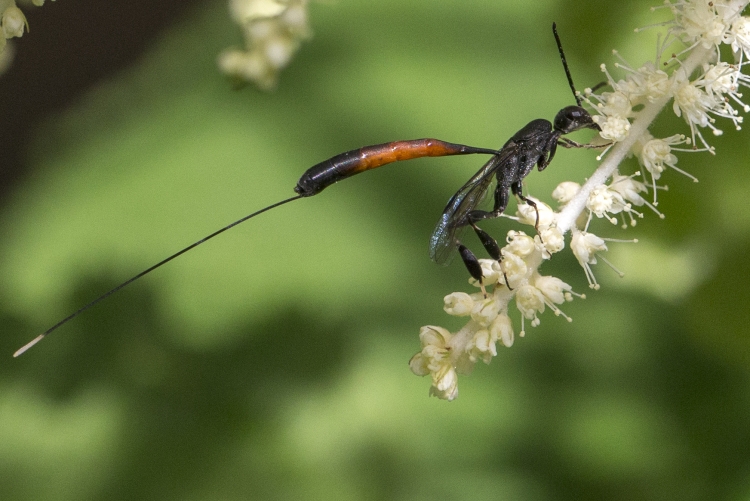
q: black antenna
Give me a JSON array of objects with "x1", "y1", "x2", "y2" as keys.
[
  {"x1": 552, "y1": 22, "x2": 582, "y2": 106},
  {"x1": 13, "y1": 195, "x2": 303, "y2": 357}
]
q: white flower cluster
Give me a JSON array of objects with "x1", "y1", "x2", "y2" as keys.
[
  {"x1": 410, "y1": 230, "x2": 580, "y2": 400},
  {"x1": 411, "y1": 0, "x2": 750, "y2": 400},
  {"x1": 218, "y1": 0, "x2": 311, "y2": 90},
  {"x1": 0, "y1": 0, "x2": 53, "y2": 74}
]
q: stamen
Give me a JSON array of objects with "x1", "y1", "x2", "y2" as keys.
[
  {"x1": 597, "y1": 254, "x2": 626, "y2": 278},
  {"x1": 601, "y1": 237, "x2": 639, "y2": 244},
  {"x1": 668, "y1": 163, "x2": 700, "y2": 182},
  {"x1": 583, "y1": 263, "x2": 600, "y2": 290}
]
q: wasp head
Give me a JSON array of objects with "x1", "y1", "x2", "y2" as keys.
[{"x1": 553, "y1": 105, "x2": 600, "y2": 135}]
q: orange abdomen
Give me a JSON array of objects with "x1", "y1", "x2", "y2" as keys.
[{"x1": 294, "y1": 139, "x2": 496, "y2": 196}]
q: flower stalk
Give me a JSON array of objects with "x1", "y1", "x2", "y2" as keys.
[{"x1": 412, "y1": 0, "x2": 750, "y2": 400}]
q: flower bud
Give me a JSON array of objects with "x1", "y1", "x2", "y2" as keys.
[
  {"x1": 2, "y1": 7, "x2": 28, "y2": 39},
  {"x1": 552, "y1": 181, "x2": 581, "y2": 204},
  {"x1": 443, "y1": 292, "x2": 474, "y2": 316},
  {"x1": 490, "y1": 314, "x2": 514, "y2": 348}
]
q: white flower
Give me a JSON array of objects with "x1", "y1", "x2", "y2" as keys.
[
  {"x1": 443, "y1": 292, "x2": 474, "y2": 316},
  {"x1": 700, "y1": 62, "x2": 738, "y2": 97},
  {"x1": 586, "y1": 184, "x2": 633, "y2": 225},
  {"x1": 532, "y1": 274, "x2": 577, "y2": 323},
  {"x1": 217, "y1": 50, "x2": 268, "y2": 83},
  {"x1": 409, "y1": 326, "x2": 450, "y2": 377},
  {"x1": 552, "y1": 181, "x2": 581, "y2": 204},
  {"x1": 219, "y1": 0, "x2": 312, "y2": 90},
  {"x1": 592, "y1": 114, "x2": 631, "y2": 141},
  {"x1": 571, "y1": 231, "x2": 608, "y2": 289},
  {"x1": 468, "y1": 259, "x2": 502, "y2": 287},
  {"x1": 409, "y1": 326, "x2": 459, "y2": 401},
  {"x1": 591, "y1": 59, "x2": 670, "y2": 113},
  {"x1": 280, "y1": 2, "x2": 309, "y2": 30},
  {"x1": 231, "y1": 0, "x2": 287, "y2": 22},
  {"x1": 570, "y1": 231, "x2": 606, "y2": 266},
  {"x1": 539, "y1": 226, "x2": 565, "y2": 255},
  {"x1": 697, "y1": 62, "x2": 749, "y2": 130},
  {"x1": 504, "y1": 230, "x2": 537, "y2": 258},
  {"x1": 667, "y1": 0, "x2": 730, "y2": 49},
  {"x1": 2, "y1": 6, "x2": 28, "y2": 39},
  {"x1": 670, "y1": 56, "x2": 750, "y2": 148},
  {"x1": 500, "y1": 249, "x2": 528, "y2": 287},
  {"x1": 0, "y1": 0, "x2": 55, "y2": 72},
  {"x1": 728, "y1": 16, "x2": 750, "y2": 56},
  {"x1": 632, "y1": 132, "x2": 688, "y2": 178},
  {"x1": 599, "y1": 90, "x2": 634, "y2": 117},
  {"x1": 533, "y1": 275, "x2": 573, "y2": 306},
  {"x1": 629, "y1": 63, "x2": 672, "y2": 104},
  {"x1": 429, "y1": 363, "x2": 459, "y2": 401},
  {"x1": 515, "y1": 284, "x2": 546, "y2": 328},
  {"x1": 490, "y1": 314, "x2": 514, "y2": 348},
  {"x1": 672, "y1": 68, "x2": 718, "y2": 132},
  {"x1": 516, "y1": 197, "x2": 556, "y2": 229},
  {"x1": 471, "y1": 296, "x2": 501, "y2": 326},
  {"x1": 609, "y1": 171, "x2": 662, "y2": 222},
  {"x1": 465, "y1": 328, "x2": 497, "y2": 364}
]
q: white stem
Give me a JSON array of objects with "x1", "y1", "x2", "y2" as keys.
[{"x1": 557, "y1": 44, "x2": 716, "y2": 234}]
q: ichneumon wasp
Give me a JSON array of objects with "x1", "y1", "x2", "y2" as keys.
[{"x1": 14, "y1": 23, "x2": 605, "y2": 357}]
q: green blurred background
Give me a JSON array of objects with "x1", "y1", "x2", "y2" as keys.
[{"x1": 1, "y1": 0, "x2": 749, "y2": 499}]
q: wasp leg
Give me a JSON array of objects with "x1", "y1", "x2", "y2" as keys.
[
  {"x1": 458, "y1": 182, "x2": 529, "y2": 290},
  {"x1": 557, "y1": 137, "x2": 612, "y2": 149},
  {"x1": 469, "y1": 223, "x2": 515, "y2": 290},
  {"x1": 511, "y1": 181, "x2": 540, "y2": 231},
  {"x1": 470, "y1": 223, "x2": 501, "y2": 261},
  {"x1": 457, "y1": 242, "x2": 487, "y2": 297},
  {"x1": 466, "y1": 179, "x2": 511, "y2": 226}
]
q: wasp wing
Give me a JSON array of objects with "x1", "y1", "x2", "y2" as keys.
[{"x1": 429, "y1": 147, "x2": 516, "y2": 265}]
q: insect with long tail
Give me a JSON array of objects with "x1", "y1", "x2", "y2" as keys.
[{"x1": 14, "y1": 23, "x2": 605, "y2": 357}]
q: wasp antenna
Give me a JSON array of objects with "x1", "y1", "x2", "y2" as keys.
[
  {"x1": 552, "y1": 22, "x2": 582, "y2": 106},
  {"x1": 13, "y1": 194, "x2": 303, "y2": 357}
]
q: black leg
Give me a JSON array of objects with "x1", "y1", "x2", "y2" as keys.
[
  {"x1": 457, "y1": 243, "x2": 483, "y2": 282},
  {"x1": 456, "y1": 184, "x2": 515, "y2": 286},
  {"x1": 470, "y1": 223, "x2": 501, "y2": 261},
  {"x1": 557, "y1": 137, "x2": 611, "y2": 149},
  {"x1": 512, "y1": 181, "x2": 540, "y2": 231},
  {"x1": 537, "y1": 139, "x2": 558, "y2": 171},
  {"x1": 466, "y1": 182, "x2": 510, "y2": 224},
  {"x1": 457, "y1": 242, "x2": 489, "y2": 296}
]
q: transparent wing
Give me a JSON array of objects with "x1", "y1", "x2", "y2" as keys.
[{"x1": 428, "y1": 148, "x2": 515, "y2": 265}]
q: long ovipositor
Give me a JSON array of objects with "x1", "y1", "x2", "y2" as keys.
[{"x1": 294, "y1": 139, "x2": 497, "y2": 196}]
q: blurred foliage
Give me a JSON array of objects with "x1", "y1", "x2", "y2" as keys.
[{"x1": 1, "y1": 0, "x2": 749, "y2": 500}]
